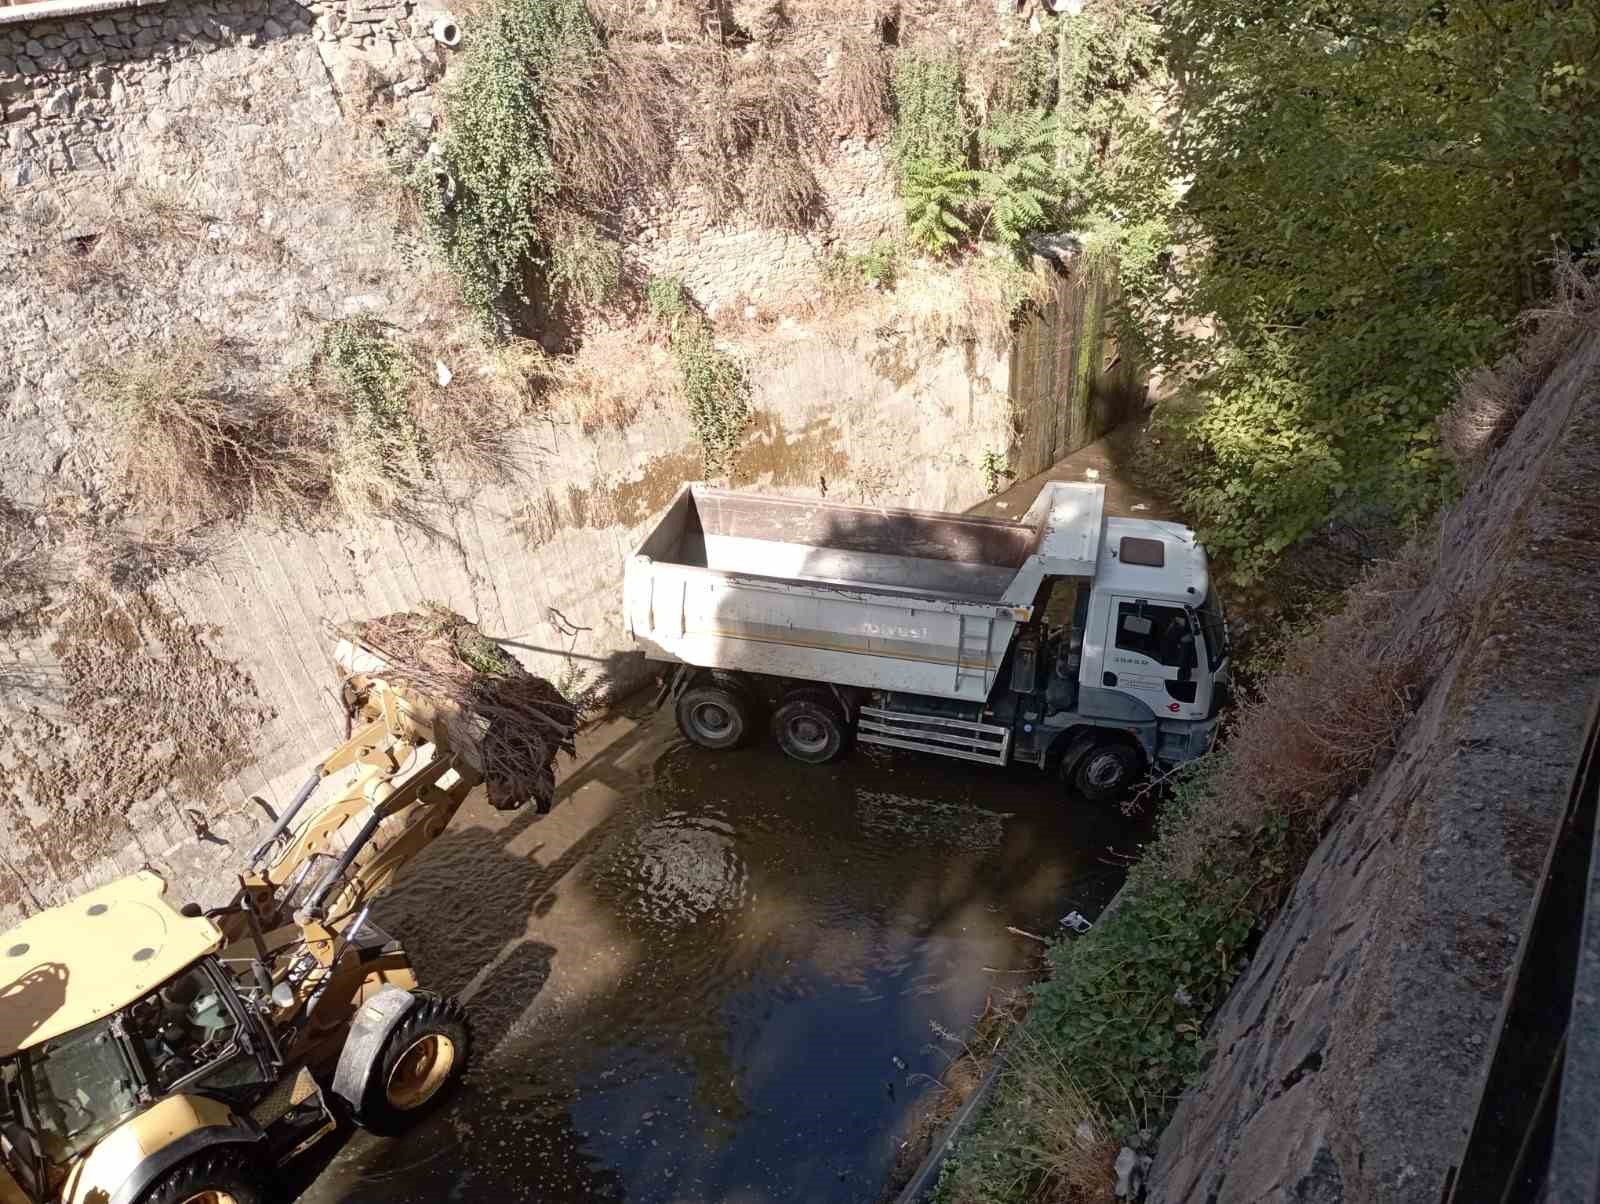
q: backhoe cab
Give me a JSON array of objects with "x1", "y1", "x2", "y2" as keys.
[{"x1": 0, "y1": 637, "x2": 497, "y2": 1204}]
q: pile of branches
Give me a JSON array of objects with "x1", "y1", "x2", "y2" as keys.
[{"x1": 345, "y1": 605, "x2": 577, "y2": 812}]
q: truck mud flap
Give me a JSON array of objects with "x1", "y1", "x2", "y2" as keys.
[{"x1": 857, "y1": 707, "x2": 1011, "y2": 766}]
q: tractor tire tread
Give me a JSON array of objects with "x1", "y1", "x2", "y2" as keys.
[
  {"x1": 137, "y1": 1144, "x2": 264, "y2": 1204},
  {"x1": 356, "y1": 991, "x2": 471, "y2": 1136}
]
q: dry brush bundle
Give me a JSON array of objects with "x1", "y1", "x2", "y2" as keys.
[
  {"x1": 346, "y1": 605, "x2": 578, "y2": 812},
  {"x1": 827, "y1": 30, "x2": 892, "y2": 137},
  {"x1": 675, "y1": 48, "x2": 826, "y2": 227}
]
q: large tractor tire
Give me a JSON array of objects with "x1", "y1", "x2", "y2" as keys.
[
  {"x1": 675, "y1": 680, "x2": 755, "y2": 751},
  {"x1": 137, "y1": 1146, "x2": 264, "y2": 1204},
  {"x1": 355, "y1": 993, "x2": 471, "y2": 1136},
  {"x1": 770, "y1": 689, "x2": 850, "y2": 765}
]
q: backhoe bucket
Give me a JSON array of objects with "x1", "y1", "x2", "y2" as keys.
[{"x1": 333, "y1": 637, "x2": 490, "y2": 779}]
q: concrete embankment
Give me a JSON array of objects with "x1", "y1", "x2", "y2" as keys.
[{"x1": 1147, "y1": 330, "x2": 1600, "y2": 1201}]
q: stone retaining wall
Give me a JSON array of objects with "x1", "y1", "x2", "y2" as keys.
[{"x1": 1148, "y1": 330, "x2": 1600, "y2": 1203}]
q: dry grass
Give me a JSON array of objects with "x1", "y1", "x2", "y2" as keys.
[
  {"x1": 744, "y1": 142, "x2": 827, "y2": 230},
  {"x1": 1159, "y1": 540, "x2": 1438, "y2": 880},
  {"x1": 23, "y1": 182, "x2": 220, "y2": 297},
  {"x1": 827, "y1": 30, "x2": 892, "y2": 137},
  {"x1": 550, "y1": 326, "x2": 674, "y2": 434},
  {"x1": 891, "y1": 254, "x2": 1053, "y2": 347},
  {"x1": 546, "y1": 46, "x2": 678, "y2": 211},
  {"x1": 0, "y1": 495, "x2": 53, "y2": 636},
  {"x1": 1444, "y1": 253, "x2": 1600, "y2": 477},
  {"x1": 93, "y1": 339, "x2": 329, "y2": 524},
  {"x1": 676, "y1": 48, "x2": 826, "y2": 226},
  {"x1": 938, "y1": 1019, "x2": 1120, "y2": 1204},
  {"x1": 347, "y1": 605, "x2": 577, "y2": 811},
  {"x1": 731, "y1": 0, "x2": 787, "y2": 42}
]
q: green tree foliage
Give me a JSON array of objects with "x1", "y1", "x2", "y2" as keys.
[
  {"x1": 420, "y1": 0, "x2": 600, "y2": 325},
  {"x1": 901, "y1": 158, "x2": 978, "y2": 254},
  {"x1": 1158, "y1": 0, "x2": 1600, "y2": 577},
  {"x1": 974, "y1": 108, "x2": 1060, "y2": 251}
]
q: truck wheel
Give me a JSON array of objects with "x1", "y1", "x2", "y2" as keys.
[
  {"x1": 357, "y1": 993, "x2": 470, "y2": 1135},
  {"x1": 138, "y1": 1147, "x2": 263, "y2": 1204},
  {"x1": 771, "y1": 691, "x2": 848, "y2": 765},
  {"x1": 1069, "y1": 739, "x2": 1141, "y2": 802},
  {"x1": 676, "y1": 683, "x2": 752, "y2": 750}
]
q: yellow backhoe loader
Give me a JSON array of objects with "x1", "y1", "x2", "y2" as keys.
[{"x1": 0, "y1": 632, "x2": 560, "y2": 1204}]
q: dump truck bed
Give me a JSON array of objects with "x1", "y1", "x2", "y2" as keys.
[{"x1": 625, "y1": 483, "x2": 1106, "y2": 703}]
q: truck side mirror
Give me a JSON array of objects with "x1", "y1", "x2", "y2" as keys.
[{"x1": 1178, "y1": 634, "x2": 1197, "y2": 682}]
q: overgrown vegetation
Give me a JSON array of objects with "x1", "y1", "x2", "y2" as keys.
[
  {"x1": 320, "y1": 319, "x2": 435, "y2": 516},
  {"x1": 412, "y1": 0, "x2": 599, "y2": 325},
  {"x1": 939, "y1": 536, "x2": 1442, "y2": 1203},
  {"x1": 92, "y1": 321, "x2": 531, "y2": 527},
  {"x1": 821, "y1": 240, "x2": 901, "y2": 296},
  {"x1": 1152, "y1": 0, "x2": 1600, "y2": 580},
  {"x1": 649, "y1": 277, "x2": 753, "y2": 477},
  {"x1": 978, "y1": 449, "x2": 1012, "y2": 496}
]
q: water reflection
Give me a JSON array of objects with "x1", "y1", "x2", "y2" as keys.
[{"x1": 297, "y1": 709, "x2": 1141, "y2": 1204}]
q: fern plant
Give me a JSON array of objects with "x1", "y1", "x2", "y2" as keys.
[
  {"x1": 902, "y1": 159, "x2": 979, "y2": 255},
  {"x1": 974, "y1": 108, "x2": 1062, "y2": 252}
]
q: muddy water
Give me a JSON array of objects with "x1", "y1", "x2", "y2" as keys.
[{"x1": 294, "y1": 700, "x2": 1144, "y2": 1204}]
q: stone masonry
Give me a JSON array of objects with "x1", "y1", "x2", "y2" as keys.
[{"x1": 1148, "y1": 331, "x2": 1600, "y2": 1202}]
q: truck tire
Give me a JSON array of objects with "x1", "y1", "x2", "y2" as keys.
[
  {"x1": 676, "y1": 683, "x2": 753, "y2": 751},
  {"x1": 771, "y1": 690, "x2": 849, "y2": 765},
  {"x1": 356, "y1": 992, "x2": 470, "y2": 1136},
  {"x1": 136, "y1": 1146, "x2": 263, "y2": 1204},
  {"x1": 1067, "y1": 738, "x2": 1141, "y2": 803}
]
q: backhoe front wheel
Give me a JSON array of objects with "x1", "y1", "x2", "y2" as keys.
[
  {"x1": 357, "y1": 993, "x2": 470, "y2": 1135},
  {"x1": 138, "y1": 1147, "x2": 263, "y2": 1204}
]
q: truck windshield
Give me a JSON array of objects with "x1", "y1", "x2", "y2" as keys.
[
  {"x1": 22, "y1": 1020, "x2": 140, "y2": 1164},
  {"x1": 1197, "y1": 587, "x2": 1228, "y2": 671}
]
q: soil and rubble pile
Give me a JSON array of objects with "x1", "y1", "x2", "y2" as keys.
[{"x1": 345, "y1": 605, "x2": 577, "y2": 812}]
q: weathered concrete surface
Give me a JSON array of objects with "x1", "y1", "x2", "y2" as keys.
[
  {"x1": 0, "y1": 326, "x2": 1015, "y2": 925},
  {"x1": 1148, "y1": 330, "x2": 1600, "y2": 1202}
]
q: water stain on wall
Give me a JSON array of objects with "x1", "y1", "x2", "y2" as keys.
[{"x1": 515, "y1": 416, "x2": 850, "y2": 550}]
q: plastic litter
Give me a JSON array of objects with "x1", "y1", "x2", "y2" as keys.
[{"x1": 1060, "y1": 910, "x2": 1093, "y2": 934}]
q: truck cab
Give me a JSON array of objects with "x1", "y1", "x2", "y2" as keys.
[{"x1": 994, "y1": 516, "x2": 1230, "y2": 794}]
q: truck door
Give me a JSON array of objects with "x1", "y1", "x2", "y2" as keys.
[{"x1": 1102, "y1": 597, "x2": 1209, "y2": 722}]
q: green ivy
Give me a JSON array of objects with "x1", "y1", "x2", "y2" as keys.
[
  {"x1": 890, "y1": 52, "x2": 967, "y2": 184},
  {"x1": 647, "y1": 278, "x2": 752, "y2": 476},
  {"x1": 676, "y1": 326, "x2": 752, "y2": 478},
  {"x1": 646, "y1": 275, "x2": 691, "y2": 325},
  {"x1": 418, "y1": 0, "x2": 601, "y2": 326},
  {"x1": 320, "y1": 320, "x2": 431, "y2": 476}
]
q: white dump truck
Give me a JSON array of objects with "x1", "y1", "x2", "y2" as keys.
[{"x1": 624, "y1": 482, "x2": 1229, "y2": 800}]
